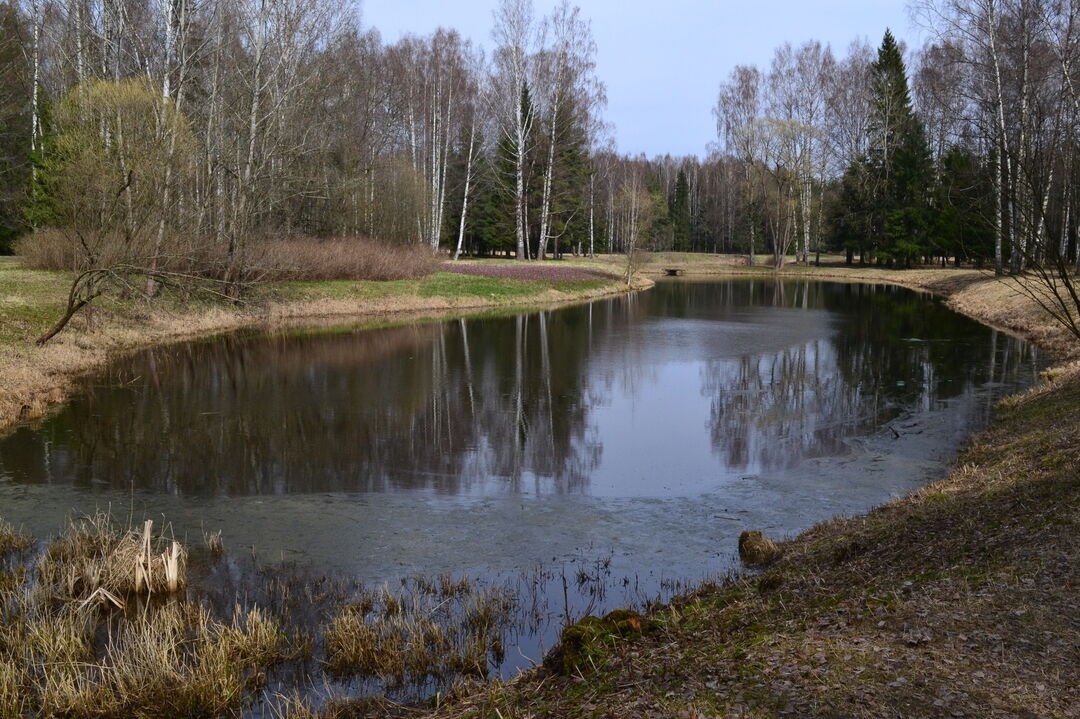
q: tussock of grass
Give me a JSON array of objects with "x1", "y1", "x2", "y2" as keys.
[
  {"x1": 324, "y1": 582, "x2": 513, "y2": 686},
  {"x1": 216, "y1": 604, "x2": 293, "y2": 667},
  {"x1": 0, "y1": 513, "x2": 305, "y2": 719},
  {"x1": 0, "y1": 513, "x2": 530, "y2": 718},
  {"x1": 0, "y1": 520, "x2": 31, "y2": 556},
  {"x1": 38, "y1": 513, "x2": 187, "y2": 601},
  {"x1": 35, "y1": 603, "x2": 246, "y2": 719}
]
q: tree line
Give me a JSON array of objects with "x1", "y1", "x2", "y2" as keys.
[
  {"x1": 0, "y1": 0, "x2": 663, "y2": 272},
  {"x1": 2, "y1": 0, "x2": 1080, "y2": 297},
  {"x1": 707, "y1": 0, "x2": 1080, "y2": 283}
]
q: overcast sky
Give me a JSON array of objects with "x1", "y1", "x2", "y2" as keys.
[{"x1": 361, "y1": 1, "x2": 922, "y2": 158}]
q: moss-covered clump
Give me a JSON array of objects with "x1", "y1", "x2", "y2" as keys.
[
  {"x1": 738, "y1": 530, "x2": 781, "y2": 565},
  {"x1": 545, "y1": 609, "x2": 651, "y2": 675}
]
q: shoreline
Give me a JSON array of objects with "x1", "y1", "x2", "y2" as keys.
[
  {"x1": 420, "y1": 261, "x2": 1080, "y2": 718},
  {"x1": 0, "y1": 259, "x2": 651, "y2": 434},
  {"x1": 2, "y1": 253, "x2": 1077, "y2": 716},
  {"x1": 641, "y1": 261, "x2": 1078, "y2": 359},
  {"x1": 5, "y1": 254, "x2": 1071, "y2": 446}
]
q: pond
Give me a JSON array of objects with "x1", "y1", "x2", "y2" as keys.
[{"x1": 0, "y1": 278, "x2": 1043, "y2": 684}]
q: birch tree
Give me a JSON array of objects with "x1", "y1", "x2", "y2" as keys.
[{"x1": 490, "y1": 0, "x2": 537, "y2": 260}]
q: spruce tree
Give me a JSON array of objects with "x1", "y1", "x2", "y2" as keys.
[
  {"x1": 860, "y1": 29, "x2": 935, "y2": 267},
  {"x1": 0, "y1": 2, "x2": 31, "y2": 252},
  {"x1": 548, "y1": 96, "x2": 591, "y2": 257},
  {"x1": 670, "y1": 169, "x2": 691, "y2": 252}
]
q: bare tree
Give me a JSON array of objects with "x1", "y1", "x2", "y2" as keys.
[{"x1": 490, "y1": 0, "x2": 537, "y2": 260}]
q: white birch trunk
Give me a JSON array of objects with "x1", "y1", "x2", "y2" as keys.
[{"x1": 454, "y1": 120, "x2": 477, "y2": 260}]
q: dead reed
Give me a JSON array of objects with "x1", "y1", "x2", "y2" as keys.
[
  {"x1": 204, "y1": 529, "x2": 225, "y2": 556},
  {"x1": 215, "y1": 603, "x2": 296, "y2": 667},
  {"x1": 0, "y1": 513, "x2": 524, "y2": 718},
  {"x1": 38, "y1": 512, "x2": 188, "y2": 601}
]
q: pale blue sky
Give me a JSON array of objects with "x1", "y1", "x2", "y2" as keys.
[{"x1": 361, "y1": 1, "x2": 921, "y2": 158}]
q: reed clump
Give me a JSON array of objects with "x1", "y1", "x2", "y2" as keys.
[
  {"x1": 204, "y1": 529, "x2": 225, "y2": 556},
  {"x1": 215, "y1": 604, "x2": 296, "y2": 667},
  {"x1": 5, "y1": 592, "x2": 288, "y2": 718},
  {"x1": 39, "y1": 513, "x2": 188, "y2": 602},
  {"x1": 0, "y1": 512, "x2": 302, "y2": 719},
  {"x1": 34, "y1": 603, "x2": 247, "y2": 719},
  {"x1": 0, "y1": 512, "x2": 524, "y2": 715}
]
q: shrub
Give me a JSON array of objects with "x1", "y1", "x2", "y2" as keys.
[
  {"x1": 16, "y1": 232, "x2": 440, "y2": 283},
  {"x1": 257, "y1": 236, "x2": 440, "y2": 282}
]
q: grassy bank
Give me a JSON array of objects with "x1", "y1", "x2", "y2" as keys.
[
  {"x1": 407, "y1": 259, "x2": 1080, "y2": 719},
  {"x1": 426, "y1": 363, "x2": 1079, "y2": 719},
  {"x1": 0, "y1": 256, "x2": 645, "y2": 433}
]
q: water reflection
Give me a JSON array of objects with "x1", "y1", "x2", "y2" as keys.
[{"x1": 0, "y1": 279, "x2": 1040, "y2": 501}]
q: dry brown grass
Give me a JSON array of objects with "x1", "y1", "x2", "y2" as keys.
[
  {"x1": 259, "y1": 236, "x2": 441, "y2": 281},
  {"x1": 0, "y1": 520, "x2": 32, "y2": 556},
  {"x1": 324, "y1": 582, "x2": 513, "y2": 687},
  {"x1": 0, "y1": 510, "x2": 534, "y2": 717},
  {"x1": 33, "y1": 603, "x2": 247, "y2": 719},
  {"x1": 215, "y1": 604, "x2": 294, "y2": 667},
  {"x1": 0, "y1": 513, "x2": 312, "y2": 719},
  {"x1": 0, "y1": 660, "x2": 25, "y2": 719}
]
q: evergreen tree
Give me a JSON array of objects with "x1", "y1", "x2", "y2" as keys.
[
  {"x1": 670, "y1": 169, "x2": 691, "y2": 251},
  {"x1": 933, "y1": 146, "x2": 994, "y2": 265},
  {"x1": 839, "y1": 29, "x2": 936, "y2": 268},
  {"x1": 547, "y1": 96, "x2": 591, "y2": 257},
  {"x1": 829, "y1": 160, "x2": 875, "y2": 265},
  {"x1": 0, "y1": 1, "x2": 31, "y2": 253},
  {"x1": 23, "y1": 88, "x2": 58, "y2": 231}
]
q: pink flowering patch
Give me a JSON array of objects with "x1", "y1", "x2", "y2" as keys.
[{"x1": 440, "y1": 263, "x2": 615, "y2": 282}]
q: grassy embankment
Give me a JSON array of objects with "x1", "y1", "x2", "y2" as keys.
[
  {"x1": 0, "y1": 255, "x2": 645, "y2": 433},
  {"x1": 416, "y1": 254, "x2": 1080, "y2": 719}
]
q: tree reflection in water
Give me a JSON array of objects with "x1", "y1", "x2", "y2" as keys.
[{"x1": 0, "y1": 280, "x2": 1040, "y2": 499}]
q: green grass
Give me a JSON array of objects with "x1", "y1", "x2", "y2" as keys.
[
  {"x1": 419, "y1": 272, "x2": 608, "y2": 299},
  {"x1": 0, "y1": 258, "x2": 74, "y2": 344},
  {"x1": 0, "y1": 260, "x2": 623, "y2": 352},
  {"x1": 266, "y1": 272, "x2": 610, "y2": 304}
]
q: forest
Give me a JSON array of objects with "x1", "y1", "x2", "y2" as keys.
[{"x1": 0, "y1": 0, "x2": 1079, "y2": 284}]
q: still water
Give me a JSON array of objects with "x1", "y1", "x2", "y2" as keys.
[{"x1": 0, "y1": 279, "x2": 1041, "y2": 633}]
